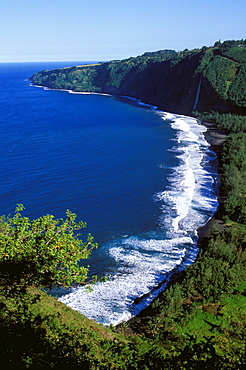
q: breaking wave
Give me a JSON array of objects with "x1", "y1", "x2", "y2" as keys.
[{"x1": 59, "y1": 110, "x2": 219, "y2": 326}]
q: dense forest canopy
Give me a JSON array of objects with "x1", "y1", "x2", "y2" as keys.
[{"x1": 1, "y1": 40, "x2": 245, "y2": 368}]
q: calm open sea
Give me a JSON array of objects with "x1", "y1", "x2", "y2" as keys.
[{"x1": 0, "y1": 62, "x2": 219, "y2": 325}]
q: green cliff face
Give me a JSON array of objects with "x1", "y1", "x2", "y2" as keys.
[{"x1": 31, "y1": 40, "x2": 246, "y2": 116}]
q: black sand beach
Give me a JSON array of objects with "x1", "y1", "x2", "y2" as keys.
[{"x1": 122, "y1": 121, "x2": 228, "y2": 333}]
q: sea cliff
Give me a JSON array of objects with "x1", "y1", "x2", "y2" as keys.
[{"x1": 30, "y1": 40, "x2": 246, "y2": 116}]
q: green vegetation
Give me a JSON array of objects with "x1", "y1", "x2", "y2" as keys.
[
  {"x1": 1, "y1": 40, "x2": 245, "y2": 368},
  {"x1": 139, "y1": 226, "x2": 246, "y2": 369},
  {"x1": 30, "y1": 39, "x2": 246, "y2": 115},
  {"x1": 195, "y1": 111, "x2": 246, "y2": 133},
  {"x1": 123, "y1": 122, "x2": 246, "y2": 368},
  {"x1": 202, "y1": 55, "x2": 238, "y2": 100},
  {"x1": 0, "y1": 204, "x2": 98, "y2": 289},
  {"x1": 1, "y1": 198, "x2": 245, "y2": 368},
  {"x1": 222, "y1": 133, "x2": 246, "y2": 223}
]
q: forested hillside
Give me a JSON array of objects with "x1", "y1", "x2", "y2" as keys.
[
  {"x1": 31, "y1": 40, "x2": 246, "y2": 115},
  {"x1": 1, "y1": 40, "x2": 245, "y2": 368}
]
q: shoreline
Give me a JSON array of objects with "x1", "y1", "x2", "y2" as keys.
[
  {"x1": 122, "y1": 121, "x2": 227, "y2": 332},
  {"x1": 30, "y1": 83, "x2": 227, "y2": 326},
  {"x1": 196, "y1": 120, "x2": 228, "y2": 242}
]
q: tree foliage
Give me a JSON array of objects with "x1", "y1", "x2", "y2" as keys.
[
  {"x1": 202, "y1": 55, "x2": 238, "y2": 100},
  {"x1": 0, "y1": 205, "x2": 96, "y2": 289},
  {"x1": 222, "y1": 133, "x2": 246, "y2": 222},
  {"x1": 195, "y1": 111, "x2": 246, "y2": 133}
]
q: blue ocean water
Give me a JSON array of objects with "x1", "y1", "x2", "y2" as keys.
[{"x1": 0, "y1": 62, "x2": 219, "y2": 325}]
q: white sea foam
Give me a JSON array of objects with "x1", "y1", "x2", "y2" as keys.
[
  {"x1": 155, "y1": 112, "x2": 218, "y2": 235},
  {"x1": 59, "y1": 110, "x2": 219, "y2": 326},
  {"x1": 60, "y1": 236, "x2": 190, "y2": 325}
]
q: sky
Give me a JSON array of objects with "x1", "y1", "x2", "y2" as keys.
[{"x1": 0, "y1": 0, "x2": 245, "y2": 62}]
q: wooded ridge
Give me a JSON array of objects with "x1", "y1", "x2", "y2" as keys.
[{"x1": 31, "y1": 40, "x2": 246, "y2": 116}]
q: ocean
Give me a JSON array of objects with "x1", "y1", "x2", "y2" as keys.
[{"x1": 0, "y1": 62, "x2": 219, "y2": 325}]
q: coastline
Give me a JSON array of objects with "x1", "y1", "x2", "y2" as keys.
[
  {"x1": 196, "y1": 120, "x2": 227, "y2": 242},
  {"x1": 123, "y1": 121, "x2": 228, "y2": 333},
  {"x1": 196, "y1": 120, "x2": 227, "y2": 243},
  {"x1": 31, "y1": 83, "x2": 227, "y2": 326}
]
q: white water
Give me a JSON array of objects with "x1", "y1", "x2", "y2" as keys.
[{"x1": 59, "y1": 110, "x2": 218, "y2": 326}]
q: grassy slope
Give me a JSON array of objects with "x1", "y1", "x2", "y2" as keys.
[{"x1": 1, "y1": 287, "x2": 137, "y2": 369}]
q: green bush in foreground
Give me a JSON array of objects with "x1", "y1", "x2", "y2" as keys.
[
  {"x1": 0, "y1": 206, "x2": 105, "y2": 368},
  {"x1": 0, "y1": 204, "x2": 97, "y2": 290},
  {"x1": 0, "y1": 206, "x2": 153, "y2": 369}
]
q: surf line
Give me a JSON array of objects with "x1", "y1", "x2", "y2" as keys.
[
  {"x1": 128, "y1": 111, "x2": 219, "y2": 311},
  {"x1": 30, "y1": 82, "x2": 219, "y2": 324},
  {"x1": 57, "y1": 111, "x2": 219, "y2": 325}
]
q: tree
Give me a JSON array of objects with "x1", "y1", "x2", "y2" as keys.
[{"x1": 0, "y1": 205, "x2": 97, "y2": 290}]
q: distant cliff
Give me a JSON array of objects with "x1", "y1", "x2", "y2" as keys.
[{"x1": 31, "y1": 40, "x2": 246, "y2": 116}]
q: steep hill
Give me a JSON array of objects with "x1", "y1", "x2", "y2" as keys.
[{"x1": 31, "y1": 40, "x2": 246, "y2": 116}]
